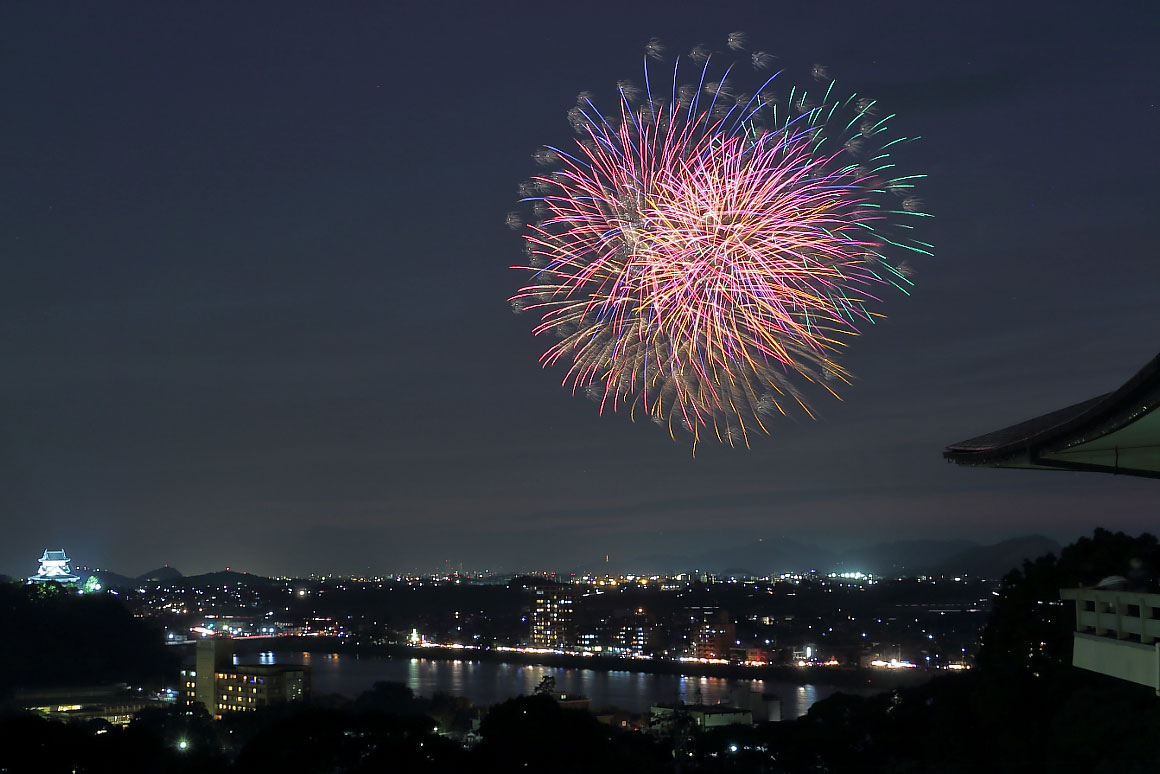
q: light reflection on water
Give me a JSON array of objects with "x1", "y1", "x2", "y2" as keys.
[{"x1": 238, "y1": 652, "x2": 871, "y2": 717}]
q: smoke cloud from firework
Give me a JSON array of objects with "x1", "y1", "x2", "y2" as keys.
[{"x1": 510, "y1": 34, "x2": 932, "y2": 450}]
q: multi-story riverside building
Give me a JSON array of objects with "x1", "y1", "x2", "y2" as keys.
[{"x1": 180, "y1": 638, "x2": 310, "y2": 718}]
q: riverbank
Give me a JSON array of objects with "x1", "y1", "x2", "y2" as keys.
[{"x1": 195, "y1": 637, "x2": 933, "y2": 692}]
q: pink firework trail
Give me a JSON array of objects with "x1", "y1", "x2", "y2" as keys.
[{"x1": 510, "y1": 36, "x2": 932, "y2": 450}]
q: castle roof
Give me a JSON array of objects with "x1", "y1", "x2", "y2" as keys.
[{"x1": 944, "y1": 351, "x2": 1160, "y2": 478}]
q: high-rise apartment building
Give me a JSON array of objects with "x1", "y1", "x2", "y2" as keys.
[{"x1": 530, "y1": 587, "x2": 575, "y2": 649}]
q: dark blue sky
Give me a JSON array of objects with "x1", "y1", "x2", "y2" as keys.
[{"x1": 3, "y1": 1, "x2": 1157, "y2": 577}]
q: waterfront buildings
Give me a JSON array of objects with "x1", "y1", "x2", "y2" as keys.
[
  {"x1": 180, "y1": 638, "x2": 310, "y2": 718},
  {"x1": 611, "y1": 620, "x2": 647, "y2": 656},
  {"x1": 101, "y1": 561, "x2": 991, "y2": 671},
  {"x1": 575, "y1": 609, "x2": 649, "y2": 656},
  {"x1": 689, "y1": 607, "x2": 736, "y2": 659}
]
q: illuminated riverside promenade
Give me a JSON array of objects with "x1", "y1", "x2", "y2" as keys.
[
  {"x1": 238, "y1": 650, "x2": 879, "y2": 717},
  {"x1": 213, "y1": 636, "x2": 939, "y2": 690}
]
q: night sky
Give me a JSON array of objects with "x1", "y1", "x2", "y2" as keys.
[{"x1": 3, "y1": 2, "x2": 1158, "y2": 577}]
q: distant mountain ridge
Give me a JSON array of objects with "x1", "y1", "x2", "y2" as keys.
[
  {"x1": 89, "y1": 568, "x2": 276, "y2": 588},
  {"x1": 90, "y1": 570, "x2": 137, "y2": 588},
  {"x1": 69, "y1": 535, "x2": 1063, "y2": 585},
  {"x1": 607, "y1": 535, "x2": 1061, "y2": 579},
  {"x1": 932, "y1": 535, "x2": 1061, "y2": 579},
  {"x1": 87, "y1": 566, "x2": 184, "y2": 588},
  {"x1": 179, "y1": 570, "x2": 277, "y2": 586},
  {"x1": 627, "y1": 537, "x2": 834, "y2": 577},
  {"x1": 834, "y1": 539, "x2": 977, "y2": 575},
  {"x1": 137, "y1": 566, "x2": 183, "y2": 582}
]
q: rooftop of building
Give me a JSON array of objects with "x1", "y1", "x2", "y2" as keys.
[
  {"x1": 650, "y1": 702, "x2": 752, "y2": 715},
  {"x1": 944, "y1": 351, "x2": 1160, "y2": 478},
  {"x1": 225, "y1": 664, "x2": 309, "y2": 675}
]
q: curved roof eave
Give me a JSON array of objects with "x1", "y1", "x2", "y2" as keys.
[{"x1": 943, "y1": 351, "x2": 1160, "y2": 477}]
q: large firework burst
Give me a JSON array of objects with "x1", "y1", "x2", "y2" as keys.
[{"x1": 510, "y1": 34, "x2": 931, "y2": 450}]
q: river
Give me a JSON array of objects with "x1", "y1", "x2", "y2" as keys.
[{"x1": 237, "y1": 651, "x2": 883, "y2": 718}]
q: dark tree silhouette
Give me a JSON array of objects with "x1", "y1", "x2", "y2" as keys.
[
  {"x1": 350, "y1": 680, "x2": 425, "y2": 715},
  {"x1": 977, "y1": 528, "x2": 1160, "y2": 677},
  {"x1": 0, "y1": 582, "x2": 177, "y2": 697},
  {"x1": 233, "y1": 708, "x2": 464, "y2": 773},
  {"x1": 0, "y1": 707, "x2": 226, "y2": 773},
  {"x1": 534, "y1": 674, "x2": 556, "y2": 696},
  {"x1": 475, "y1": 694, "x2": 614, "y2": 772}
]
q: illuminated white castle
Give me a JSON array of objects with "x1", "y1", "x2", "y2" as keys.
[{"x1": 28, "y1": 549, "x2": 81, "y2": 585}]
